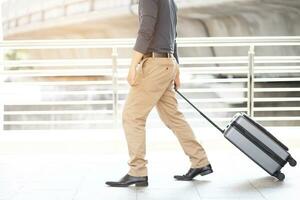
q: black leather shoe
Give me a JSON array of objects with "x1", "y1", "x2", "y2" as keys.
[
  {"x1": 105, "y1": 174, "x2": 148, "y2": 187},
  {"x1": 174, "y1": 164, "x2": 213, "y2": 181}
]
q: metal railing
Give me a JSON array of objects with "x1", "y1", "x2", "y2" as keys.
[{"x1": 0, "y1": 36, "x2": 300, "y2": 131}]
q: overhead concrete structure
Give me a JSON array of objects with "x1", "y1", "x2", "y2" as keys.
[
  {"x1": 1, "y1": 0, "x2": 300, "y2": 58},
  {"x1": 2, "y1": 0, "x2": 300, "y2": 38}
]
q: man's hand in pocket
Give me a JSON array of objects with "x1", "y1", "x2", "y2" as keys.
[
  {"x1": 127, "y1": 66, "x2": 137, "y2": 86},
  {"x1": 128, "y1": 50, "x2": 144, "y2": 86}
]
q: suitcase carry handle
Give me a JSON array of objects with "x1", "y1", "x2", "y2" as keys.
[{"x1": 175, "y1": 88, "x2": 224, "y2": 133}]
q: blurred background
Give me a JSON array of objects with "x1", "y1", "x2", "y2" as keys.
[
  {"x1": 0, "y1": 2, "x2": 299, "y2": 200},
  {"x1": 1, "y1": 0, "x2": 300, "y2": 131}
]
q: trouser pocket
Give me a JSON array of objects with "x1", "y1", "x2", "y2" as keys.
[
  {"x1": 131, "y1": 57, "x2": 150, "y2": 86},
  {"x1": 142, "y1": 58, "x2": 176, "y2": 92}
]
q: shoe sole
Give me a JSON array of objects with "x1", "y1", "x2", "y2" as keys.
[
  {"x1": 106, "y1": 181, "x2": 148, "y2": 187},
  {"x1": 174, "y1": 169, "x2": 213, "y2": 181}
]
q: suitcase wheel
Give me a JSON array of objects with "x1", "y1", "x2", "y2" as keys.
[
  {"x1": 287, "y1": 156, "x2": 297, "y2": 167},
  {"x1": 274, "y1": 172, "x2": 285, "y2": 181}
]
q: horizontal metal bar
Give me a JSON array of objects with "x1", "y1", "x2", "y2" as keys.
[
  {"x1": 2, "y1": 58, "x2": 249, "y2": 68},
  {"x1": 1, "y1": 71, "x2": 112, "y2": 77},
  {"x1": 254, "y1": 88, "x2": 300, "y2": 92},
  {"x1": 8, "y1": 116, "x2": 295, "y2": 125},
  {"x1": 2, "y1": 90, "x2": 114, "y2": 95},
  {"x1": 151, "y1": 118, "x2": 232, "y2": 122},
  {"x1": 1, "y1": 59, "x2": 113, "y2": 67},
  {"x1": 4, "y1": 110, "x2": 114, "y2": 115},
  {"x1": 2, "y1": 68, "x2": 298, "y2": 77},
  {"x1": 165, "y1": 116, "x2": 300, "y2": 122},
  {"x1": 113, "y1": 79, "x2": 248, "y2": 84},
  {"x1": 3, "y1": 61, "x2": 300, "y2": 70},
  {"x1": 3, "y1": 56, "x2": 297, "y2": 69},
  {"x1": 182, "y1": 78, "x2": 248, "y2": 83},
  {"x1": 168, "y1": 88, "x2": 248, "y2": 93},
  {"x1": 184, "y1": 98, "x2": 246, "y2": 103},
  {"x1": 117, "y1": 88, "x2": 247, "y2": 94},
  {"x1": 119, "y1": 98, "x2": 248, "y2": 104},
  {"x1": 40, "y1": 90, "x2": 113, "y2": 95},
  {"x1": 1, "y1": 37, "x2": 300, "y2": 49},
  {"x1": 177, "y1": 37, "x2": 300, "y2": 47},
  {"x1": 4, "y1": 120, "x2": 114, "y2": 125},
  {"x1": 255, "y1": 78, "x2": 300, "y2": 82},
  {"x1": 2, "y1": 71, "x2": 248, "y2": 77},
  {"x1": 3, "y1": 81, "x2": 113, "y2": 86},
  {"x1": 254, "y1": 97, "x2": 300, "y2": 102},
  {"x1": 253, "y1": 117, "x2": 300, "y2": 121},
  {"x1": 2, "y1": 58, "x2": 298, "y2": 71},
  {"x1": 118, "y1": 70, "x2": 248, "y2": 75},
  {"x1": 179, "y1": 57, "x2": 300, "y2": 65},
  {"x1": 4, "y1": 116, "x2": 300, "y2": 125},
  {"x1": 157, "y1": 71, "x2": 248, "y2": 75},
  {"x1": 254, "y1": 107, "x2": 300, "y2": 111},
  {"x1": 2, "y1": 69, "x2": 112, "y2": 74},
  {"x1": 255, "y1": 70, "x2": 300, "y2": 74},
  {"x1": 178, "y1": 66, "x2": 248, "y2": 71},
  {"x1": 4, "y1": 100, "x2": 113, "y2": 105},
  {"x1": 116, "y1": 79, "x2": 247, "y2": 85},
  {"x1": 255, "y1": 66, "x2": 300, "y2": 70},
  {"x1": 4, "y1": 108, "x2": 247, "y2": 115},
  {"x1": 0, "y1": 39, "x2": 136, "y2": 49},
  {"x1": 180, "y1": 108, "x2": 248, "y2": 113},
  {"x1": 178, "y1": 116, "x2": 300, "y2": 122},
  {"x1": 177, "y1": 57, "x2": 248, "y2": 64},
  {"x1": 255, "y1": 56, "x2": 300, "y2": 64}
]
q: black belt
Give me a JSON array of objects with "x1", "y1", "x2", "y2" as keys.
[{"x1": 143, "y1": 52, "x2": 173, "y2": 59}]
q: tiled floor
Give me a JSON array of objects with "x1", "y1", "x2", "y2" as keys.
[{"x1": 0, "y1": 127, "x2": 299, "y2": 200}]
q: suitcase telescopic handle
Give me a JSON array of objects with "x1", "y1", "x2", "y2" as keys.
[{"x1": 175, "y1": 88, "x2": 225, "y2": 134}]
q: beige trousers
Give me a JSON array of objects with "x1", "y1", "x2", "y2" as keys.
[{"x1": 122, "y1": 57, "x2": 210, "y2": 177}]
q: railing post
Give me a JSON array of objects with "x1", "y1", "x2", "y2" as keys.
[
  {"x1": 112, "y1": 48, "x2": 119, "y2": 127},
  {"x1": 89, "y1": 0, "x2": 95, "y2": 12},
  {"x1": 0, "y1": 68, "x2": 3, "y2": 132},
  {"x1": 0, "y1": 24, "x2": 4, "y2": 131},
  {"x1": 0, "y1": 65, "x2": 3, "y2": 132},
  {"x1": 41, "y1": 10, "x2": 45, "y2": 22},
  {"x1": 63, "y1": 4, "x2": 68, "y2": 17},
  {"x1": 248, "y1": 45, "x2": 255, "y2": 117}
]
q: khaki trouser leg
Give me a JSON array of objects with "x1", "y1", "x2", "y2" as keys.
[
  {"x1": 123, "y1": 57, "x2": 177, "y2": 177},
  {"x1": 156, "y1": 83, "x2": 210, "y2": 168},
  {"x1": 122, "y1": 86, "x2": 156, "y2": 177}
]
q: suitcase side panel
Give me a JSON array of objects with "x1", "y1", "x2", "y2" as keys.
[
  {"x1": 233, "y1": 122, "x2": 287, "y2": 166},
  {"x1": 236, "y1": 115, "x2": 290, "y2": 161},
  {"x1": 242, "y1": 113, "x2": 289, "y2": 151},
  {"x1": 225, "y1": 126, "x2": 282, "y2": 175}
]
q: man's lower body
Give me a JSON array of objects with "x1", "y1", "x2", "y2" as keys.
[{"x1": 106, "y1": 56, "x2": 212, "y2": 187}]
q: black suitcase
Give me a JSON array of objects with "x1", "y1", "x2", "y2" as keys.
[{"x1": 175, "y1": 88, "x2": 297, "y2": 181}]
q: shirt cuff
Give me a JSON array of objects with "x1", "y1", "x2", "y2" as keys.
[{"x1": 133, "y1": 34, "x2": 151, "y2": 54}]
